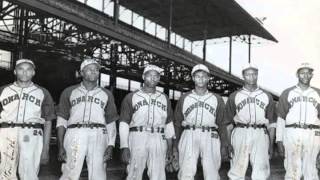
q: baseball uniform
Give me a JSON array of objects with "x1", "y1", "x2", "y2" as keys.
[
  {"x1": 57, "y1": 83, "x2": 118, "y2": 180},
  {"x1": 225, "y1": 88, "x2": 275, "y2": 180},
  {"x1": 277, "y1": 86, "x2": 320, "y2": 180},
  {"x1": 0, "y1": 82, "x2": 55, "y2": 180},
  {"x1": 119, "y1": 89, "x2": 174, "y2": 180},
  {"x1": 174, "y1": 90, "x2": 225, "y2": 180}
]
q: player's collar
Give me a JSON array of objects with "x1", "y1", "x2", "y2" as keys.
[
  {"x1": 13, "y1": 81, "x2": 34, "y2": 88},
  {"x1": 242, "y1": 86, "x2": 260, "y2": 92},
  {"x1": 191, "y1": 89, "x2": 210, "y2": 97},
  {"x1": 241, "y1": 87, "x2": 262, "y2": 96},
  {"x1": 295, "y1": 85, "x2": 312, "y2": 93},
  {"x1": 80, "y1": 82, "x2": 99, "y2": 91},
  {"x1": 139, "y1": 88, "x2": 160, "y2": 96}
]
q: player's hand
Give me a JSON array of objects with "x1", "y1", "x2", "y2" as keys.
[
  {"x1": 165, "y1": 146, "x2": 174, "y2": 172},
  {"x1": 166, "y1": 146, "x2": 173, "y2": 163},
  {"x1": 171, "y1": 146, "x2": 179, "y2": 171},
  {"x1": 221, "y1": 144, "x2": 230, "y2": 161},
  {"x1": 40, "y1": 149, "x2": 50, "y2": 165},
  {"x1": 121, "y1": 148, "x2": 131, "y2": 164},
  {"x1": 277, "y1": 141, "x2": 285, "y2": 157},
  {"x1": 226, "y1": 143, "x2": 234, "y2": 159},
  {"x1": 104, "y1": 146, "x2": 114, "y2": 162},
  {"x1": 58, "y1": 147, "x2": 67, "y2": 162}
]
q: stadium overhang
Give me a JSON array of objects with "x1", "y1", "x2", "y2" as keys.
[{"x1": 114, "y1": 0, "x2": 277, "y2": 42}]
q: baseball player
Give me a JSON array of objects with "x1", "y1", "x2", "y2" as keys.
[
  {"x1": 173, "y1": 64, "x2": 227, "y2": 180},
  {"x1": 276, "y1": 62, "x2": 320, "y2": 180},
  {"x1": 225, "y1": 63, "x2": 276, "y2": 180},
  {"x1": 0, "y1": 59, "x2": 55, "y2": 180},
  {"x1": 56, "y1": 59, "x2": 118, "y2": 180},
  {"x1": 119, "y1": 64, "x2": 175, "y2": 180}
]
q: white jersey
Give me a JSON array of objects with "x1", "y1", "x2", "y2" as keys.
[
  {"x1": 120, "y1": 89, "x2": 173, "y2": 127},
  {"x1": 57, "y1": 83, "x2": 118, "y2": 125},
  {"x1": 277, "y1": 85, "x2": 320, "y2": 125},
  {"x1": 0, "y1": 82, "x2": 55, "y2": 123},
  {"x1": 224, "y1": 87, "x2": 275, "y2": 125},
  {"x1": 174, "y1": 90, "x2": 225, "y2": 128}
]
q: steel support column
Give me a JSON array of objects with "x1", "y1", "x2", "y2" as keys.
[
  {"x1": 113, "y1": 0, "x2": 119, "y2": 25},
  {"x1": 203, "y1": 30, "x2": 207, "y2": 62},
  {"x1": 248, "y1": 34, "x2": 251, "y2": 63},
  {"x1": 229, "y1": 36, "x2": 232, "y2": 74},
  {"x1": 167, "y1": 0, "x2": 173, "y2": 47}
]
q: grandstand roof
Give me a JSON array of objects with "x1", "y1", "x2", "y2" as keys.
[{"x1": 116, "y1": 0, "x2": 277, "y2": 42}]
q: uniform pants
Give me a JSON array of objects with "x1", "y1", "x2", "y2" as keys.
[
  {"x1": 228, "y1": 128, "x2": 270, "y2": 180},
  {"x1": 60, "y1": 128, "x2": 108, "y2": 180},
  {"x1": 0, "y1": 127, "x2": 43, "y2": 180},
  {"x1": 178, "y1": 129, "x2": 221, "y2": 180},
  {"x1": 126, "y1": 132, "x2": 167, "y2": 180},
  {"x1": 283, "y1": 128, "x2": 320, "y2": 180}
]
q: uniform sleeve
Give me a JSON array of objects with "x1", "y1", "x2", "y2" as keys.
[
  {"x1": 119, "y1": 93, "x2": 134, "y2": 124},
  {"x1": 265, "y1": 92, "x2": 276, "y2": 123},
  {"x1": 164, "y1": 94, "x2": 175, "y2": 139},
  {"x1": 224, "y1": 91, "x2": 237, "y2": 125},
  {"x1": 0, "y1": 85, "x2": 6, "y2": 115},
  {"x1": 215, "y1": 94, "x2": 225, "y2": 126},
  {"x1": 104, "y1": 89, "x2": 119, "y2": 124},
  {"x1": 166, "y1": 95, "x2": 174, "y2": 124},
  {"x1": 57, "y1": 88, "x2": 72, "y2": 120},
  {"x1": 277, "y1": 89, "x2": 291, "y2": 120},
  {"x1": 41, "y1": 88, "x2": 56, "y2": 121},
  {"x1": 174, "y1": 93, "x2": 188, "y2": 141},
  {"x1": 312, "y1": 87, "x2": 320, "y2": 119},
  {"x1": 174, "y1": 95, "x2": 185, "y2": 129},
  {"x1": 276, "y1": 88, "x2": 292, "y2": 142}
]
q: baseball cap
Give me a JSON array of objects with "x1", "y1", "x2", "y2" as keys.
[
  {"x1": 242, "y1": 63, "x2": 258, "y2": 73},
  {"x1": 297, "y1": 62, "x2": 313, "y2": 72},
  {"x1": 143, "y1": 64, "x2": 163, "y2": 74},
  {"x1": 80, "y1": 59, "x2": 101, "y2": 71},
  {"x1": 191, "y1": 64, "x2": 210, "y2": 75},
  {"x1": 16, "y1": 59, "x2": 35, "y2": 68}
]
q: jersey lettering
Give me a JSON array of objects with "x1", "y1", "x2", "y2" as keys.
[
  {"x1": 236, "y1": 97, "x2": 266, "y2": 112},
  {"x1": 289, "y1": 96, "x2": 319, "y2": 108},
  {"x1": 1, "y1": 93, "x2": 41, "y2": 107},
  {"x1": 133, "y1": 99, "x2": 167, "y2": 113},
  {"x1": 184, "y1": 101, "x2": 216, "y2": 117},
  {"x1": 70, "y1": 95, "x2": 106, "y2": 108}
]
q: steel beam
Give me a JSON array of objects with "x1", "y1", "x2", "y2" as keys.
[{"x1": 9, "y1": 0, "x2": 243, "y2": 86}]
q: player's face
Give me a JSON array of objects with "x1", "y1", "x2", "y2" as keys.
[
  {"x1": 143, "y1": 70, "x2": 160, "y2": 88},
  {"x1": 243, "y1": 68, "x2": 258, "y2": 85},
  {"x1": 14, "y1": 63, "x2": 35, "y2": 83},
  {"x1": 192, "y1": 71, "x2": 209, "y2": 88},
  {"x1": 81, "y1": 64, "x2": 100, "y2": 82},
  {"x1": 297, "y1": 68, "x2": 313, "y2": 86}
]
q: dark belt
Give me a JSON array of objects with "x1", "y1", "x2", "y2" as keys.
[
  {"x1": 129, "y1": 126, "x2": 164, "y2": 133},
  {"x1": 183, "y1": 125, "x2": 218, "y2": 132},
  {"x1": 285, "y1": 123, "x2": 320, "y2": 129},
  {"x1": 235, "y1": 123, "x2": 266, "y2": 129},
  {"x1": 0, "y1": 122, "x2": 43, "y2": 129},
  {"x1": 67, "y1": 123, "x2": 106, "y2": 129}
]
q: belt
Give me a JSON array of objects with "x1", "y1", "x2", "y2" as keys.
[
  {"x1": 129, "y1": 126, "x2": 164, "y2": 133},
  {"x1": 285, "y1": 124, "x2": 320, "y2": 129},
  {"x1": 67, "y1": 123, "x2": 106, "y2": 129},
  {"x1": 0, "y1": 122, "x2": 43, "y2": 129},
  {"x1": 183, "y1": 125, "x2": 218, "y2": 132},
  {"x1": 235, "y1": 123, "x2": 266, "y2": 129}
]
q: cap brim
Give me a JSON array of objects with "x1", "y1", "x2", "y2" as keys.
[
  {"x1": 16, "y1": 62, "x2": 35, "y2": 68},
  {"x1": 297, "y1": 67, "x2": 313, "y2": 72},
  {"x1": 242, "y1": 67, "x2": 258, "y2": 72}
]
